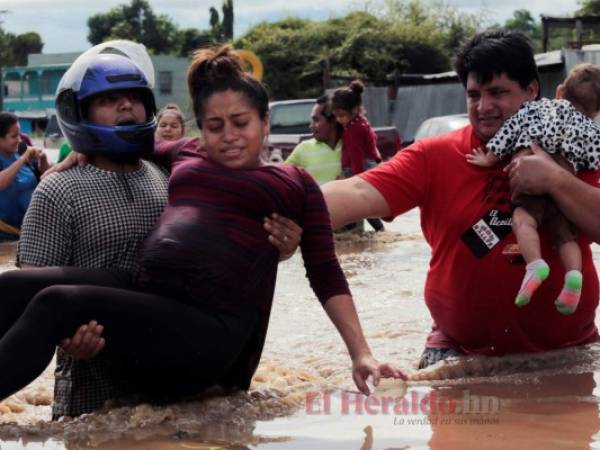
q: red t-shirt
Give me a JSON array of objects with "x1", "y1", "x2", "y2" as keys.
[
  {"x1": 341, "y1": 114, "x2": 380, "y2": 175},
  {"x1": 360, "y1": 125, "x2": 600, "y2": 355}
]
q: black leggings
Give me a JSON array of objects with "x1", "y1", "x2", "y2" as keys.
[{"x1": 0, "y1": 267, "x2": 258, "y2": 402}]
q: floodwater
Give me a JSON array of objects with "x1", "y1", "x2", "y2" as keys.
[{"x1": 2, "y1": 209, "x2": 600, "y2": 449}]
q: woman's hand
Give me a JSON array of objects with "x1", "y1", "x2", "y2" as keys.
[
  {"x1": 352, "y1": 353, "x2": 406, "y2": 395},
  {"x1": 323, "y1": 294, "x2": 405, "y2": 395},
  {"x1": 263, "y1": 213, "x2": 303, "y2": 260},
  {"x1": 41, "y1": 151, "x2": 87, "y2": 179}
]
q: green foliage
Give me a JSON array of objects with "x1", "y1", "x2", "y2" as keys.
[
  {"x1": 87, "y1": 0, "x2": 233, "y2": 55},
  {"x1": 369, "y1": 0, "x2": 481, "y2": 55},
  {"x1": 0, "y1": 24, "x2": 44, "y2": 109},
  {"x1": 10, "y1": 32, "x2": 44, "y2": 66},
  {"x1": 577, "y1": 0, "x2": 600, "y2": 15},
  {"x1": 208, "y1": 0, "x2": 234, "y2": 42},
  {"x1": 87, "y1": 0, "x2": 180, "y2": 54},
  {"x1": 177, "y1": 28, "x2": 214, "y2": 58},
  {"x1": 498, "y1": 6, "x2": 599, "y2": 52},
  {"x1": 572, "y1": 1, "x2": 600, "y2": 47},
  {"x1": 237, "y1": 19, "x2": 314, "y2": 99},
  {"x1": 505, "y1": 9, "x2": 537, "y2": 34},
  {"x1": 209, "y1": 7, "x2": 221, "y2": 37},
  {"x1": 222, "y1": 0, "x2": 234, "y2": 41},
  {"x1": 498, "y1": 9, "x2": 543, "y2": 52},
  {"x1": 0, "y1": 27, "x2": 43, "y2": 67},
  {"x1": 236, "y1": 11, "x2": 450, "y2": 99}
]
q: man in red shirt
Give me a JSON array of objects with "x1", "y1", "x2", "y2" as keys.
[{"x1": 323, "y1": 30, "x2": 600, "y2": 367}]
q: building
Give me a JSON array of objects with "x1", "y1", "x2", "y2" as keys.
[
  {"x1": 1, "y1": 51, "x2": 192, "y2": 135},
  {"x1": 1, "y1": 60, "x2": 66, "y2": 134}
]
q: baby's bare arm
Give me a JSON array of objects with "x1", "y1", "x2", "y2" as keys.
[{"x1": 466, "y1": 148, "x2": 500, "y2": 167}]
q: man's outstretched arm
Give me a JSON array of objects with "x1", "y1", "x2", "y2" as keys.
[{"x1": 322, "y1": 177, "x2": 391, "y2": 229}]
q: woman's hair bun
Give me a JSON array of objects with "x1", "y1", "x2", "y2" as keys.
[
  {"x1": 188, "y1": 45, "x2": 244, "y2": 89},
  {"x1": 349, "y1": 80, "x2": 364, "y2": 95}
]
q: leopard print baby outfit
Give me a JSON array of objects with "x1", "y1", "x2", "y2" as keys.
[{"x1": 487, "y1": 98, "x2": 600, "y2": 172}]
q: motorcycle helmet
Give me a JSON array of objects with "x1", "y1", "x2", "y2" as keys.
[{"x1": 55, "y1": 40, "x2": 157, "y2": 156}]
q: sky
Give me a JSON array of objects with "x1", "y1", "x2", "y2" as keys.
[{"x1": 0, "y1": 0, "x2": 582, "y2": 54}]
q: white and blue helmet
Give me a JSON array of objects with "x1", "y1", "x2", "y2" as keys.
[{"x1": 55, "y1": 40, "x2": 157, "y2": 156}]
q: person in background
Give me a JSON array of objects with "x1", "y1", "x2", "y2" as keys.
[
  {"x1": 331, "y1": 80, "x2": 385, "y2": 232},
  {"x1": 286, "y1": 95, "x2": 343, "y2": 185},
  {"x1": 155, "y1": 103, "x2": 186, "y2": 142},
  {"x1": 285, "y1": 96, "x2": 362, "y2": 233},
  {"x1": 0, "y1": 112, "x2": 49, "y2": 241}
]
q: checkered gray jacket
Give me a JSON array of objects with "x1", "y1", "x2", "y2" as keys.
[{"x1": 17, "y1": 160, "x2": 168, "y2": 418}]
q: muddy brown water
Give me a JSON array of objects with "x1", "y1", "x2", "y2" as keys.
[{"x1": 2, "y1": 209, "x2": 600, "y2": 449}]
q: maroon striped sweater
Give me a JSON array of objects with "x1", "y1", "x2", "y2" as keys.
[{"x1": 134, "y1": 138, "x2": 350, "y2": 388}]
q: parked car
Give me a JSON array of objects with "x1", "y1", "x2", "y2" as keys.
[
  {"x1": 268, "y1": 99, "x2": 401, "y2": 163},
  {"x1": 413, "y1": 113, "x2": 470, "y2": 142}
]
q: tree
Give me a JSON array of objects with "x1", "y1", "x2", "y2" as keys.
[
  {"x1": 0, "y1": 26, "x2": 43, "y2": 67},
  {"x1": 366, "y1": 0, "x2": 482, "y2": 55},
  {"x1": 0, "y1": 26, "x2": 12, "y2": 67},
  {"x1": 501, "y1": 9, "x2": 542, "y2": 52},
  {"x1": 209, "y1": 6, "x2": 221, "y2": 39},
  {"x1": 87, "y1": 0, "x2": 179, "y2": 54},
  {"x1": 0, "y1": 24, "x2": 44, "y2": 108},
  {"x1": 222, "y1": 0, "x2": 234, "y2": 41},
  {"x1": 578, "y1": 0, "x2": 600, "y2": 15},
  {"x1": 87, "y1": 0, "x2": 233, "y2": 55},
  {"x1": 236, "y1": 11, "x2": 448, "y2": 99},
  {"x1": 9, "y1": 32, "x2": 43, "y2": 66},
  {"x1": 505, "y1": 9, "x2": 538, "y2": 34},
  {"x1": 209, "y1": 0, "x2": 234, "y2": 42},
  {"x1": 177, "y1": 28, "x2": 214, "y2": 57}
]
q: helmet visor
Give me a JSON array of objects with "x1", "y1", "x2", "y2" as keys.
[{"x1": 57, "y1": 40, "x2": 155, "y2": 94}]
